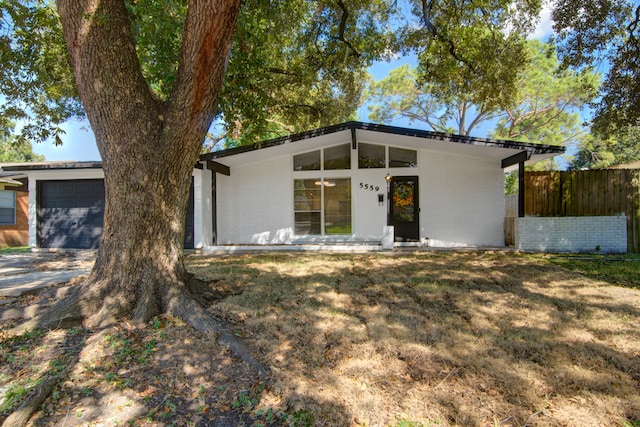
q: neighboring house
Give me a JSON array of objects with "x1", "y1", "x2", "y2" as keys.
[
  {"x1": 0, "y1": 122, "x2": 563, "y2": 250},
  {"x1": 0, "y1": 173, "x2": 29, "y2": 247}
]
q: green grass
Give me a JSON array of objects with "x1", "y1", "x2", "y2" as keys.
[
  {"x1": 0, "y1": 246, "x2": 31, "y2": 254},
  {"x1": 0, "y1": 384, "x2": 30, "y2": 412},
  {"x1": 395, "y1": 419, "x2": 426, "y2": 427},
  {"x1": 548, "y1": 254, "x2": 640, "y2": 288}
]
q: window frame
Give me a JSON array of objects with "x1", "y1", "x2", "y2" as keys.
[
  {"x1": 357, "y1": 143, "x2": 418, "y2": 169},
  {"x1": 0, "y1": 190, "x2": 17, "y2": 226},
  {"x1": 389, "y1": 146, "x2": 418, "y2": 168},
  {"x1": 293, "y1": 143, "x2": 352, "y2": 172},
  {"x1": 292, "y1": 177, "x2": 352, "y2": 236}
]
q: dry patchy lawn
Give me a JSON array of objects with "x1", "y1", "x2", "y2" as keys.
[{"x1": 1, "y1": 251, "x2": 639, "y2": 426}]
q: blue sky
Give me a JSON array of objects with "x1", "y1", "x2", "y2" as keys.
[{"x1": 32, "y1": 6, "x2": 556, "y2": 162}]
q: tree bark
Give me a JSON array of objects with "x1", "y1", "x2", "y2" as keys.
[
  {"x1": 45, "y1": 0, "x2": 245, "y2": 330},
  {"x1": 8, "y1": 0, "x2": 269, "y2": 376},
  {"x1": 0, "y1": 0, "x2": 272, "y2": 383}
]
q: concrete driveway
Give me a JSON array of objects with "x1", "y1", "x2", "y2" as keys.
[{"x1": 0, "y1": 251, "x2": 95, "y2": 298}]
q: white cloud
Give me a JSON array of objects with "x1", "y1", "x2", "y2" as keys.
[{"x1": 529, "y1": 2, "x2": 555, "y2": 40}]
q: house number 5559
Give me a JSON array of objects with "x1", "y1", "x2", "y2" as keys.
[{"x1": 360, "y1": 183, "x2": 380, "y2": 192}]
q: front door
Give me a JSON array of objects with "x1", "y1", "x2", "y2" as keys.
[{"x1": 388, "y1": 176, "x2": 419, "y2": 242}]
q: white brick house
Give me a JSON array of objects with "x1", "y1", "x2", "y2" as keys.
[
  {"x1": 0, "y1": 122, "x2": 564, "y2": 249},
  {"x1": 201, "y1": 122, "x2": 562, "y2": 248}
]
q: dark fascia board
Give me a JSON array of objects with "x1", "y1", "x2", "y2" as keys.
[
  {"x1": 1, "y1": 161, "x2": 103, "y2": 171},
  {"x1": 501, "y1": 151, "x2": 529, "y2": 168},
  {"x1": 206, "y1": 160, "x2": 231, "y2": 176},
  {"x1": 2, "y1": 160, "x2": 216, "y2": 174},
  {"x1": 199, "y1": 121, "x2": 566, "y2": 161}
]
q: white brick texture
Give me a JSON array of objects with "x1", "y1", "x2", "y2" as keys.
[{"x1": 515, "y1": 216, "x2": 627, "y2": 253}]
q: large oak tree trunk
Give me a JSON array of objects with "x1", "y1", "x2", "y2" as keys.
[
  {"x1": 82, "y1": 138, "x2": 197, "y2": 327},
  {"x1": 52, "y1": 0, "x2": 235, "y2": 326},
  {"x1": 16, "y1": 1, "x2": 263, "y2": 375}
]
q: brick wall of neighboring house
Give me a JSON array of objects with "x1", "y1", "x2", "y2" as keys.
[{"x1": 0, "y1": 178, "x2": 29, "y2": 247}]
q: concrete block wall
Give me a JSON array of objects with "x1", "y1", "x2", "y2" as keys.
[{"x1": 515, "y1": 216, "x2": 627, "y2": 253}]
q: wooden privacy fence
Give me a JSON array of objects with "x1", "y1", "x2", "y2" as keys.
[{"x1": 510, "y1": 169, "x2": 640, "y2": 253}]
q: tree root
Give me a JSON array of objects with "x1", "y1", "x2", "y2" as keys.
[
  {"x1": 8, "y1": 287, "x2": 84, "y2": 336},
  {"x1": 166, "y1": 283, "x2": 269, "y2": 377},
  {"x1": 185, "y1": 276, "x2": 231, "y2": 305},
  {"x1": 9, "y1": 278, "x2": 268, "y2": 379},
  {"x1": 1, "y1": 354, "x2": 80, "y2": 427}
]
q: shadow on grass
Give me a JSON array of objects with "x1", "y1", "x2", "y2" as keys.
[
  {"x1": 190, "y1": 251, "x2": 640, "y2": 426},
  {"x1": 2, "y1": 251, "x2": 639, "y2": 426},
  {"x1": 549, "y1": 254, "x2": 640, "y2": 289},
  {"x1": 1, "y1": 315, "x2": 342, "y2": 426}
]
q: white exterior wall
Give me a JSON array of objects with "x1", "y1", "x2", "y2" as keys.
[
  {"x1": 515, "y1": 216, "x2": 627, "y2": 253},
  {"x1": 352, "y1": 167, "x2": 389, "y2": 239},
  {"x1": 420, "y1": 151, "x2": 505, "y2": 247},
  {"x1": 193, "y1": 167, "x2": 212, "y2": 248},
  {"x1": 215, "y1": 142, "x2": 507, "y2": 247},
  {"x1": 27, "y1": 169, "x2": 105, "y2": 248},
  {"x1": 216, "y1": 155, "x2": 293, "y2": 244}
]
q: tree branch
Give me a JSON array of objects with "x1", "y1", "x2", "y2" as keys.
[
  {"x1": 628, "y1": 3, "x2": 640, "y2": 48},
  {"x1": 266, "y1": 118, "x2": 296, "y2": 133},
  {"x1": 56, "y1": 0, "x2": 160, "y2": 143},
  {"x1": 467, "y1": 103, "x2": 499, "y2": 135},
  {"x1": 170, "y1": 0, "x2": 242, "y2": 134},
  {"x1": 420, "y1": 0, "x2": 478, "y2": 73},
  {"x1": 267, "y1": 67, "x2": 300, "y2": 76},
  {"x1": 335, "y1": 0, "x2": 361, "y2": 57},
  {"x1": 457, "y1": 101, "x2": 466, "y2": 134}
]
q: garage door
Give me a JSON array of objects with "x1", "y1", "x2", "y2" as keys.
[{"x1": 37, "y1": 179, "x2": 195, "y2": 249}]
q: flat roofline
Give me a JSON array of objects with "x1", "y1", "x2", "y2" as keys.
[
  {"x1": 200, "y1": 121, "x2": 566, "y2": 161},
  {"x1": 0, "y1": 122, "x2": 567, "y2": 172},
  {"x1": 0, "y1": 161, "x2": 103, "y2": 172}
]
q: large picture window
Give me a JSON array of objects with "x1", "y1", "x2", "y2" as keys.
[
  {"x1": 0, "y1": 190, "x2": 16, "y2": 225},
  {"x1": 294, "y1": 178, "x2": 351, "y2": 235}
]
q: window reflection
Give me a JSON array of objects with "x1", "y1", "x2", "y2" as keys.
[
  {"x1": 324, "y1": 144, "x2": 351, "y2": 170},
  {"x1": 358, "y1": 143, "x2": 385, "y2": 168},
  {"x1": 293, "y1": 150, "x2": 321, "y2": 171},
  {"x1": 389, "y1": 147, "x2": 417, "y2": 167}
]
